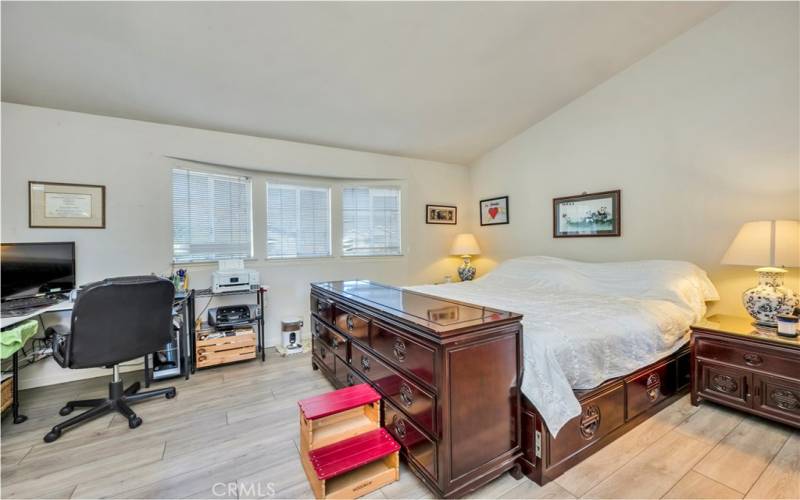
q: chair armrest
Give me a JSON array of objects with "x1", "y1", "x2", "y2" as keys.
[{"x1": 46, "y1": 325, "x2": 72, "y2": 368}]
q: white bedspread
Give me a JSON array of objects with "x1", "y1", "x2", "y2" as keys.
[{"x1": 408, "y1": 256, "x2": 718, "y2": 437}]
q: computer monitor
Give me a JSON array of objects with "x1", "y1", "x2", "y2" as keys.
[{"x1": 1, "y1": 242, "x2": 76, "y2": 301}]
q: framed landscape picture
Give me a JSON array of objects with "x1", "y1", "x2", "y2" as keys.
[
  {"x1": 426, "y1": 204, "x2": 457, "y2": 224},
  {"x1": 29, "y1": 181, "x2": 106, "y2": 228},
  {"x1": 479, "y1": 196, "x2": 509, "y2": 226},
  {"x1": 553, "y1": 189, "x2": 620, "y2": 237}
]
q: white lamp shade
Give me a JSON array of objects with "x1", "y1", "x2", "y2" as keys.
[
  {"x1": 721, "y1": 220, "x2": 800, "y2": 268},
  {"x1": 450, "y1": 233, "x2": 481, "y2": 256}
]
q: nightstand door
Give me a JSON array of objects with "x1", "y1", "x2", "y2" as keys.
[
  {"x1": 698, "y1": 362, "x2": 752, "y2": 409},
  {"x1": 752, "y1": 374, "x2": 800, "y2": 424}
]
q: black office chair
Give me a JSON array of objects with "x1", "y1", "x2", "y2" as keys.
[{"x1": 43, "y1": 276, "x2": 178, "y2": 443}]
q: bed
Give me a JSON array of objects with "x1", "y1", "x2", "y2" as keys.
[{"x1": 408, "y1": 256, "x2": 719, "y2": 483}]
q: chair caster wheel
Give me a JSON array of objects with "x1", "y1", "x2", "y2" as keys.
[
  {"x1": 59, "y1": 406, "x2": 73, "y2": 416},
  {"x1": 165, "y1": 389, "x2": 176, "y2": 399},
  {"x1": 128, "y1": 416, "x2": 143, "y2": 429},
  {"x1": 44, "y1": 429, "x2": 62, "y2": 443}
]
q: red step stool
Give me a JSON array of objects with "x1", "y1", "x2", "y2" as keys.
[{"x1": 298, "y1": 384, "x2": 400, "y2": 499}]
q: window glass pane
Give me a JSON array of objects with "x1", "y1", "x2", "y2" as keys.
[
  {"x1": 172, "y1": 168, "x2": 253, "y2": 263},
  {"x1": 342, "y1": 186, "x2": 402, "y2": 256},
  {"x1": 267, "y1": 183, "x2": 331, "y2": 259}
]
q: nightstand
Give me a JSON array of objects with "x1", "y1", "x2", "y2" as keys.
[{"x1": 691, "y1": 314, "x2": 800, "y2": 428}]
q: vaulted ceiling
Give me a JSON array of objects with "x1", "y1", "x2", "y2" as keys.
[{"x1": 1, "y1": 2, "x2": 723, "y2": 164}]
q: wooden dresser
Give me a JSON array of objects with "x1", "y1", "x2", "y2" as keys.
[
  {"x1": 309, "y1": 280, "x2": 523, "y2": 498},
  {"x1": 691, "y1": 314, "x2": 800, "y2": 428}
]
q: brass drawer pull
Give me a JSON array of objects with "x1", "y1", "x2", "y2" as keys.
[
  {"x1": 331, "y1": 337, "x2": 340, "y2": 350},
  {"x1": 743, "y1": 353, "x2": 763, "y2": 366},
  {"x1": 399, "y1": 383, "x2": 414, "y2": 407},
  {"x1": 319, "y1": 346, "x2": 327, "y2": 359},
  {"x1": 346, "y1": 314, "x2": 355, "y2": 331},
  {"x1": 392, "y1": 415, "x2": 407, "y2": 440},
  {"x1": 313, "y1": 323, "x2": 321, "y2": 338},
  {"x1": 346, "y1": 372, "x2": 356, "y2": 387},
  {"x1": 360, "y1": 355, "x2": 370, "y2": 372},
  {"x1": 393, "y1": 339, "x2": 407, "y2": 362}
]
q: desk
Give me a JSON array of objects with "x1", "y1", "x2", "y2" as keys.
[
  {"x1": 0, "y1": 301, "x2": 72, "y2": 329},
  {"x1": 1, "y1": 301, "x2": 70, "y2": 424},
  {"x1": 1, "y1": 293, "x2": 193, "y2": 424}
]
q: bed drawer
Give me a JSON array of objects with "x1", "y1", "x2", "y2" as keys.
[
  {"x1": 626, "y1": 360, "x2": 677, "y2": 420},
  {"x1": 548, "y1": 383, "x2": 625, "y2": 467},
  {"x1": 695, "y1": 338, "x2": 797, "y2": 380},
  {"x1": 371, "y1": 321, "x2": 436, "y2": 389},
  {"x1": 311, "y1": 316, "x2": 349, "y2": 361},
  {"x1": 335, "y1": 304, "x2": 370, "y2": 345},
  {"x1": 310, "y1": 293, "x2": 334, "y2": 324},
  {"x1": 384, "y1": 401, "x2": 438, "y2": 482},
  {"x1": 352, "y1": 342, "x2": 436, "y2": 437}
]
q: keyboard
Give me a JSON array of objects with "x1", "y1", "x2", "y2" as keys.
[{"x1": 1, "y1": 296, "x2": 61, "y2": 317}]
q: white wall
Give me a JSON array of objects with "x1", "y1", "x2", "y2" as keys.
[
  {"x1": 1, "y1": 103, "x2": 471, "y2": 388},
  {"x1": 468, "y1": 2, "x2": 800, "y2": 316}
]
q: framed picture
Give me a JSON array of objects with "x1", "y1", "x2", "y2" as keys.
[
  {"x1": 553, "y1": 189, "x2": 620, "y2": 238},
  {"x1": 479, "y1": 196, "x2": 509, "y2": 226},
  {"x1": 427, "y1": 305, "x2": 459, "y2": 322},
  {"x1": 29, "y1": 181, "x2": 106, "y2": 229},
  {"x1": 426, "y1": 204, "x2": 457, "y2": 225}
]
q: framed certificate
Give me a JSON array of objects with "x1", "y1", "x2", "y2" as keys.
[{"x1": 29, "y1": 181, "x2": 106, "y2": 228}]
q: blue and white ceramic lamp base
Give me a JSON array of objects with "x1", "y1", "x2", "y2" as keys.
[
  {"x1": 457, "y1": 256, "x2": 476, "y2": 282},
  {"x1": 743, "y1": 268, "x2": 799, "y2": 329}
]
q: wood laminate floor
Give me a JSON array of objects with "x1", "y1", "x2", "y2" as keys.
[{"x1": 2, "y1": 350, "x2": 798, "y2": 499}]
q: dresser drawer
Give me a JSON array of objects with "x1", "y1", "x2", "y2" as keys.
[
  {"x1": 312, "y1": 336, "x2": 335, "y2": 374},
  {"x1": 548, "y1": 384, "x2": 625, "y2": 467},
  {"x1": 626, "y1": 360, "x2": 677, "y2": 420},
  {"x1": 695, "y1": 338, "x2": 797, "y2": 380},
  {"x1": 310, "y1": 293, "x2": 334, "y2": 324},
  {"x1": 384, "y1": 401, "x2": 438, "y2": 482},
  {"x1": 334, "y1": 355, "x2": 363, "y2": 388},
  {"x1": 352, "y1": 342, "x2": 436, "y2": 436},
  {"x1": 335, "y1": 304, "x2": 370, "y2": 345},
  {"x1": 311, "y1": 316, "x2": 349, "y2": 361},
  {"x1": 372, "y1": 321, "x2": 436, "y2": 389}
]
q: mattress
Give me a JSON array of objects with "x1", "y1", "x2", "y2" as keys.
[{"x1": 408, "y1": 256, "x2": 719, "y2": 437}]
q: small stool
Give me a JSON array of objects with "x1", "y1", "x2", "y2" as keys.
[{"x1": 298, "y1": 384, "x2": 400, "y2": 498}]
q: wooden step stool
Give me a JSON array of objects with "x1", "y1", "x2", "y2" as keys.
[{"x1": 298, "y1": 384, "x2": 400, "y2": 499}]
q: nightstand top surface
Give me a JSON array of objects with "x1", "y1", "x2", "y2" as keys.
[{"x1": 693, "y1": 314, "x2": 800, "y2": 349}]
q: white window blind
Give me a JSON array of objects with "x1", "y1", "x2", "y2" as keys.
[
  {"x1": 266, "y1": 183, "x2": 331, "y2": 259},
  {"x1": 342, "y1": 186, "x2": 402, "y2": 256},
  {"x1": 172, "y1": 168, "x2": 253, "y2": 263}
]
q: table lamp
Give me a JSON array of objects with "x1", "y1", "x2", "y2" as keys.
[
  {"x1": 450, "y1": 233, "x2": 481, "y2": 281},
  {"x1": 721, "y1": 220, "x2": 799, "y2": 327}
]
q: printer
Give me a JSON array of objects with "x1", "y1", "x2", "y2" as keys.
[{"x1": 212, "y1": 269, "x2": 260, "y2": 294}]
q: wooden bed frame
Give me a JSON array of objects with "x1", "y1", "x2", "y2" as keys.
[{"x1": 516, "y1": 345, "x2": 691, "y2": 484}]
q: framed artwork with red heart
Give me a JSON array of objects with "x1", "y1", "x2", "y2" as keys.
[{"x1": 479, "y1": 196, "x2": 509, "y2": 226}]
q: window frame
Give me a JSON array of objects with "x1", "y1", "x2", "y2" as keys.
[
  {"x1": 340, "y1": 184, "x2": 404, "y2": 258},
  {"x1": 265, "y1": 180, "x2": 333, "y2": 260},
  {"x1": 171, "y1": 167, "x2": 255, "y2": 264}
]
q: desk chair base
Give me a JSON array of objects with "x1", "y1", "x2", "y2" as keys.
[{"x1": 44, "y1": 372, "x2": 176, "y2": 443}]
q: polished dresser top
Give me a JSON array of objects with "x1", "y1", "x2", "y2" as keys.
[
  {"x1": 311, "y1": 280, "x2": 521, "y2": 335},
  {"x1": 692, "y1": 314, "x2": 800, "y2": 350}
]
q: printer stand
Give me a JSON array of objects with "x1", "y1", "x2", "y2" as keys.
[{"x1": 190, "y1": 287, "x2": 267, "y2": 372}]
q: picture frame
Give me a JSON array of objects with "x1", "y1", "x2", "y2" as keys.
[
  {"x1": 479, "y1": 196, "x2": 509, "y2": 226},
  {"x1": 29, "y1": 181, "x2": 106, "y2": 229},
  {"x1": 426, "y1": 204, "x2": 457, "y2": 225},
  {"x1": 553, "y1": 189, "x2": 620, "y2": 238}
]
